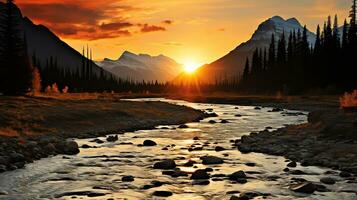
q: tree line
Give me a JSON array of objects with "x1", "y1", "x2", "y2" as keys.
[{"x1": 240, "y1": 0, "x2": 357, "y2": 94}]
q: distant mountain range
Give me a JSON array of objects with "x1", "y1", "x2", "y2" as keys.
[
  {"x1": 176, "y1": 16, "x2": 317, "y2": 83},
  {"x1": 96, "y1": 51, "x2": 183, "y2": 82},
  {"x1": 0, "y1": 2, "x2": 108, "y2": 76}
]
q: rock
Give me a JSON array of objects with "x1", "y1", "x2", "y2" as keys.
[
  {"x1": 205, "y1": 168, "x2": 214, "y2": 172},
  {"x1": 230, "y1": 195, "x2": 240, "y2": 200},
  {"x1": 0, "y1": 156, "x2": 8, "y2": 165},
  {"x1": 152, "y1": 191, "x2": 173, "y2": 197},
  {"x1": 254, "y1": 107, "x2": 261, "y2": 110},
  {"x1": 153, "y1": 159, "x2": 176, "y2": 169},
  {"x1": 183, "y1": 160, "x2": 196, "y2": 167},
  {"x1": 81, "y1": 144, "x2": 91, "y2": 149},
  {"x1": 205, "y1": 113, "x2": 218, "y2": 118},
  {"x1": 269, "y1": 108, "x2": 283, "y2": 112},
  {"x1": 320, "y1": 177, "x2": 336, "y2": 185},
  {"x1": 122, "y1": 175, "x2": 134, "y2": 182},
  {"x1": 161, "y1": 147, "x2": 168, "y2": 150},
  {"x1": 308, "y1": 111, "x2": 322, "y2": 124},
  {"x1": 191, "y1": 169, "x2": 210, "y2": 179},
  {"x1": 289, "y1": 182, "x2": 316, "y2": 194},
  {"x1": 287, "y1": 161, "x2": 297, "y2": 168},
  {"x1": 215, "y1": 146, "x2": 226, "y2": 152},
  {"x1": 0, "y1": 190, "x2": 8, "y2": 195},
  {"x1": 221, "y1": 120, "x2": 229, "y2": 124},
  {"x1": 229, "y1": 171, "x2": 247, "y2": 180},
  {"x1": 171, "y1": 171, "x2": 188, "y2": 178},
  {"x1": 44, "y1": 143, "x2": 57, "y2": 154},
  {"x1": 9, "y1": 152, "x2": 25, "y2": 163},
  {"x1": 193, "y1": 136, "x2": 200, "y2": 140},
  {"x1": 245, "y1": 162, "x2": 256, "y2": 167},
  {"x1": 208, "y1": 120, "x2": 217, "y2": 124},
  {"x1": 340, "y1": 171, "x2": 352, "y2": 177},
  {"x1": 201, "y1": 156, "x2": 224, "y2": 165},
  {"x1": 178, "y1": 124, "x2": 189, "y2": 129},
  {"x1": 151, "y1": 180, "x2": 164, "y2": 187},
  {"x1": 56, "y1": 140, "x2": 80, "y2": 155},
  {"x1": 0, "y1": 165, "x2": 6, "y2": 173},
  {"x1": 90, "y1": 139, "x2": 104, "y2": 144},
  {"x1": 290, "y1": 170, "x2": 307, "y2": 175},
  {"x1": 143, "y1": 140, "x2": 157, "y2": 146},
  {"x1": 106, "y1": 135, "x2": 118, "y2": 142},
  {"x1": 235, "y1": 114, "x2": 242, "y2": 117},
  {"x1": 283, "y1": 168, "x2": 290, "y2": 172}
]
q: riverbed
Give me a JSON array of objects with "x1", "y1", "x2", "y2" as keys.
[{"x1": 0, "y1": 99, "x2": 355, "y2": 200}]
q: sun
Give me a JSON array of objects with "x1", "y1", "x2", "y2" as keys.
[{"x1": 183, "y1": 61, "x2": 200, "y2": 74}]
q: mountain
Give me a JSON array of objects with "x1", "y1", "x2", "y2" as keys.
[
  {"x1": 0, "y1": 2, "x2": 108, "y2": 76},
  {"x1": 177, "y1": 16, "x2": 316, "y2": 83},
  {"x1": 96, "y1": 51, "x2": 183, "y2": 82}
]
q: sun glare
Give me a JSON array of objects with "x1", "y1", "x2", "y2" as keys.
[{"x1": 183, "y1": 61, "x2": 200, "y2": 74}]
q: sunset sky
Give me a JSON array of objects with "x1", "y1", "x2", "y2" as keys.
[{"x1": 16, "y1": 0, "x2": 351, "y2": 66}]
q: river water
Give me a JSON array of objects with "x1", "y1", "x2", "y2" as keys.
[{"x1": 0, "y1": 98, "x2": 356, "y2": 200}]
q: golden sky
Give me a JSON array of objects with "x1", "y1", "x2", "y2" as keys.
[{"x1": 17, "y1": 0, "x2": 350, "y2": 66}]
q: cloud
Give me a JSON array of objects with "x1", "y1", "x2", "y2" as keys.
[
  {"x1": 140, "y1": 24, "x2": 166, "y2": 33},
  {"x1": 16, "y1": 1, "x2": 171, "y2": 40}
]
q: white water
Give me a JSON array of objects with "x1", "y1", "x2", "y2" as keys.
[{"x1": 0, "y1": 98, "x2": 356, "y2": 200}]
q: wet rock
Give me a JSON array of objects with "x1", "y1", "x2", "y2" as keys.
[
  {"x1": 254, "y1": 107, "x2": 261, "y2": 110},
  {"x1": 152, "y1": 191, "x2": 173, "y2": 197},
  {"x1": 340, "y1": 171, "x2": 352, "y2": 177},
  {"x1": 245, "y1": 162, "x2": 256, "y2": 167},
  {"x1": 269, "y1": 108, "x2": 283, "y2": 112},
  {"x1": 0, "y1": 165, "x2": 6, "y2": 173},
  {"x1": 9, "y1": 152, "x2": 25, "y2": 163},
  {"x1": 287, "y1": 161, "x2": 297, "y2": 168},
  {"x1": 290, "y1": 170, "x2": 307, "y2": 175},
  {"x1": 191, "y1": 169, "x2": 210, "y2": 179},
  {"x1": 205, "y1": 113, "x2": 218, "y2": 118},
  {"x1": 192, "y1": 180, "x2": 210, "y2": 185},
  {"x1": 208, "y1": 120, "x2": 217, "y2": 124},
  {"x1": 193, "y1": 136, "x2": 200, "y2": 140},
  {"x1": 221, "y1": 119, "x2": 229, "y2": 124},
  {"x1": 161, "y1": 147, "x2": 168, "y2": 150},
  {"x1": 235, "y1": 114, "x2": 242, "y2": 117},
  {"x1": 289, "y1": 182, "x2": 316, "y2": 194},
  {"x1": 229, "y1": 171, "x2": 247, "y2": 183},
  {"x1": 143, "y1": 140, "x2": 157, "y2": 146},
  {"x1": 122, "y1": 175, "x2": 135, "y2": 182},
  {"x1": 314, "y1": 184, "x2": 330, "y2": 192},
  {"x1": 283, "y1": 168, "x2": 290, "y2": 172},
  {"x1": 81, "y1": 144, "x2": 92, "y2": 149},
  {"x1": 151, "y1": 180, "x2": 164, "y2": 187},
  {"x1": 320, "y1": 177, "x2": 336, "y2": 185},
  {"x1": 0, "y1": 190, "x2": 8, "y2": 195},
  {"x1": 215, "y1": 146, "x2": 226, "y2": 152},
  {"x1": 178, "y1": 124, "x2": 189, "y2": 129},
  {"x1": 201, "y1": 156, "x2": 224, "y2": 165},
  {"x1": 153, "y1": 159, "x2": 176, "y2": 169},
  {"x1": 183, "y1": 160, "x2": 196, "y2": 167},
  {"x1": 308, "y1": 111, "x2": 322, "y2": 124},
  {"x1": 171, "y1": 171, "x2": 188, "y2": 178},
  {"x1": 56, "y1": 140, "x2": 80, "y2": 155},
  {"x1": 0, "y1": 156, "x2": 8, "y2": 166},
  {"x1": 44, "y1": 143, "x2": 56, "y2": 154},
  {"x1": 54, "y1": 191, "x2": 107, "y2": 198},
  {"x1": 90, "y1": 139, "x2": 104, "y2": 144},
  {"x1": 230, "y1": 195, "x2": 240, "y2": 200},
  {"x1": 106, "y1": 135, "x2": 118, "y2": 142}
]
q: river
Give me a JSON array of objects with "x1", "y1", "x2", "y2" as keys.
[{"x1": 0, "y1": 98, "x2": 355, "y2": 200}]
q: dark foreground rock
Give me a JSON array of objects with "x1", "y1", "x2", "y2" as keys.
[
  {"x1": 152, "y1": 191, "x2": 173, "y2": 197},
  {"x1": 153, "y1": 159, "x2": 176, "y2": 169},
  {"x1": 200, "y1": 156, "x2": 224, "y2": 165}
]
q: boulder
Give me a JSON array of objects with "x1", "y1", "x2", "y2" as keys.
[
  {"x1": 320, "y1": 177, "x2": 335, "y2": 185},
  {"x1": 106, "y1": 135, "x2": 118, "y2": 142},
  {"x1": 122, "y1": 175, "x2": 135, "y2": 182},
  {"x1": 191, "y1": 169, "x2": 210, "y2": 180},
  {"x1": 152, "y1": 191, "x2": 173, "y2": 197},
  {"x1": 289, "y1": 182, "x2": 316, "y2": 194},
  {"x1": 56, "y1": 140, "x2": 80, "y2": 155},
  {"x1": 287, "y1": 161, "x2": 297, "y2": 168},
  {"x1": 9, "y1": 152, "x2": 25, "y2": 163},
  {"x1": 201, "y1": 156, "x2": 224, "y2": 165},
  {"x1": 215, "y1": 146, "x2": 226, "y2": 152},
  {"x1": 192, "y1": 180, "x2": 210, "y2": 185},
  {"x1": 221, "y1": 120, "x2": 229, "y2": 124},
  {"x1": 0, "y1": 165, "x2": 6, "y2": 173},
  {"x1": 143, "y1": 140, "x2": 157, "y2": 146},
  {"x1": 339, "y1": 171, "x2": 352, "y2": 178},
  {"x1": 153, "y1": 159, "x2": 176, "y2": 169},
  {"x1": 229, "y1": 171, "x2": 247, "y2": 180},
  {"x1": 178, "y1": 124, "x2": 189, "y2": 129}
]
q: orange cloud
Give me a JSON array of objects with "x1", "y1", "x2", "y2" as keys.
[{"x1": 16, "y1": 0, "x2": 170, "y2": 40}]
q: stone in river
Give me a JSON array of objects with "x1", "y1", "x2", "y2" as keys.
[
  {"x1": 208, "y1": 120, "x2": 217, "y2": 124},
  {"x1": 81, "y1": 144, "x2": 91, "y2": 149},
  {"x1": 191, "y1": 169, "x2": 210, "y2": 180},
  {"x1": 153, "y1": 159, "x2": 176, "y2": 169},
  {"x1": 221, "y1": 119, "x2": 229, "y2": 123},
  {"x1": 152, "y1": 191, "x2": 173, "y2": 197},
  {"x1": 0, "y1": 190, "x2": 8, "y2": 195},
  {"x1": 106, "y1": 135, "x2": 118, "y2": 142},
  {"x1": 245, "y1": 162, "x2": 256, "y2": 167},
  {"x1": 340, "y1": 171, "x2": 352, "y2": 177},
  {"x1": 229, "y1": 171, "x2": 247, "y2": 181},
  {"x1": 215, "y1": 146, "x2": 226, "y2": 152},
  {"x1": 0, "y1": 165, "x2": 6, "y2": 173},
  {"x1": 122, "y1": 175, "x2": 135, "y2": 182},
  {"x1": 143, "y1": 140, "x2": 157, "y2": 146},
  {"x1": 201, "y1": 156, "x2": 224, "y2": 165},
  {"x1": 193, "y1": 136, "x2": 200, "y2": 140},
  {"x1": 55, "y1": 140, "x2": 80, "y2": 155},
  {"x1": 254, "y1": 107, "x2": 262, "y2": 110},
  {"x1": 178, "y1": 124, "x2": 189, "y2": 129},
  {"x1": 289, "y1": 182, "x2": 316, "y2": 194},
  {"x1": 9, "y1": 152, "x2": 25, "y2": 163},
  {"x1": 183, "y1": 160, "x2": 196, "y2": 167},
  {"x1": 192, "y1": 180, "x2": 210, "y2": 185},
  {"x1": 287, "y1": 161, "x2": 297, "y2": 168},
  {"x1": 320, "y1": 177, "x2": 336, "y2": 185},
  {"x1": 230, "y1": 195, "x2": 240, "y2": 200}
]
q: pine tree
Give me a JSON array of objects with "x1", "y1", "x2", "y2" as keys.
[
  {"x1": 0, "y1": 0, "x2": 33, "y2": 95},
  {"x1": 243, "y1": 58, "x2": 250, "y2": 79},
  {"x1": 342, "y1": 19, "x2": 349, "y2": 49}
]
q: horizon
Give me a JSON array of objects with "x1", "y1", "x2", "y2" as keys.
[{"x1": 15, "y1": 0, "x2": 350, "y2": 66}]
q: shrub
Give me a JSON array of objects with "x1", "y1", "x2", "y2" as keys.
[{"x1": 340, "y1": 90, "x2": 357, "y2": 109}]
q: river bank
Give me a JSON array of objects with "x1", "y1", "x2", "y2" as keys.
[
  {"x1": 0, "y1": 95, "x2": 205, "y2": 173},
  {"x1": 171, "y1": 94, "x2": 357, "y2": 175}
]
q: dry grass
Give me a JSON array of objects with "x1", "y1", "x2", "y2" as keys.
[
  {"x1": 340, "y1": 90, "x2": 357, "y2": 109},
  {"x1": 0, "y1": 94, "x2": 202, "y2": 138}
]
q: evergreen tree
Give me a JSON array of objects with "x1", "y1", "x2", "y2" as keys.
[
  {"x1": 0, "y1": 0, "x2": 33, "y2": 95},
  {"x1": 243, "y1": 58, "x2": 250, "y2": 79}
]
